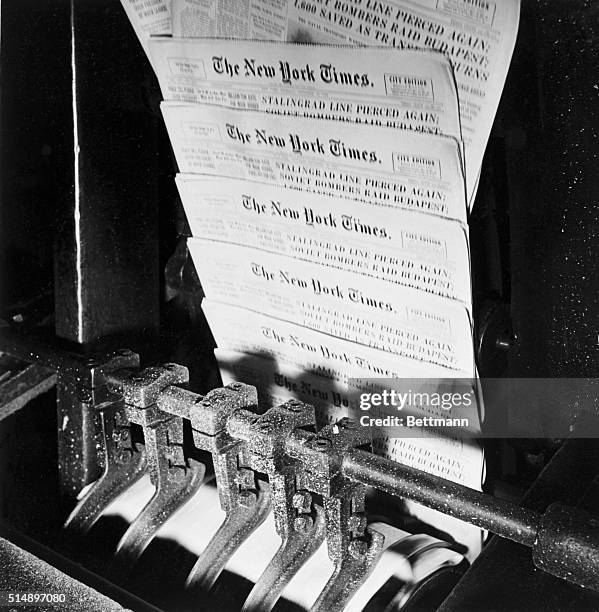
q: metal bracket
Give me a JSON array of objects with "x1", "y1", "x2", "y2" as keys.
[
  {"x1": 103, "y1": 364, "x2": 206, "y2": 570},
  {"x1": 228, "y1": 400, "x2": 326, "y2": 612},
  {"x1": 288, "y1": 418, "x2": 385, "y2": 612},
  {"x1": 185, "y1": 383, "x2": 270, "y2": 593},
  {"x1": 64, "y1": 402, "x2": 146, "y2": 534}
]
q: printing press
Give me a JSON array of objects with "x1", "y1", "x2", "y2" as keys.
[{"x1": 1, "y1": 1, "x2": 599, "y2": 610}]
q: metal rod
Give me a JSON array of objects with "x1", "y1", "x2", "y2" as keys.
[
  {"x1": 0, "y1": 326, "x2": 83, "y2": 372},
  {"x1": 342, "y1": 448, "x2": 539, "y2": 547}
]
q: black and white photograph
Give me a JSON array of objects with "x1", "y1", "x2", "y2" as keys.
[{"x1": 1, "y1": 1, "x2": 598, "y2": 610}]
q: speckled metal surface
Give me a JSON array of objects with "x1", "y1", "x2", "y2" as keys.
[
  {"x1": 106, "y1": 363, "x2": 188, "y2": 412},
  {"x1": 0, "y1": 362, "x2": 56, "y2": 422},
  {"x1": 185, "y1": 383, "x2": 271, "y2": 593},
  {"x1": 533, "y1": 503, "x2": 599, "y2": 591},
  {"x1": 241, "y1": 503, "x2": 326, "y2": 612},
  {"x1": 0, "y1": 328, "x2": 140, "y2": 388},
  {"x1": 113, "y1": 414, "x2": 205, "y2": 571},
  {"x1": 343, "y1": 448, "x2": 539, "y2": 547},
  {"x1": 0, "y1": 537, "x2": 127, "y2": 612},
  {"x1": 342, "y1": 447, "x2": 599, "y2": 591},
  {"x1": 185, "y1": 480, "x2": 271, "y2": 593},
  {"x1": 439, "y1": 439, "x2": 599, "y2": 611},
  {"x1": 63, "y1": 403, "x2": 146, "y2": 534},
  {"x1": 0, "y1": 326, "x2": 142, "y2": 503},
  {"x1": 56, "y1": 350, "x2": 141, "y2": 503},
  {"x1": 231, "y1": 401, "x2": 325, "y2": 612},
  {"x1": 504, "y1": 0, "x2": 599, "y2": 381},
  {"x1": 284, "y1": 418, "x2": 383, "y2": 610},
  {"x1": 187, "y1": 393, "x2": 386, "y2": 609},
  {"x1": 190, "y1": 381, "x2": 258, "y2": 436}
]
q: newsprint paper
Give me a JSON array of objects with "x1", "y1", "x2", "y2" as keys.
[
  {"x1": 189, "y1": 239, "x2": 475, "y2": 373},
  {"x1": 214, "y1": 338, "x2": 484, "y2": 555},
  {"x1": 162, "y1": 102, "x2": 468, "y2": 223},
  {"x1": 170, "y1": 0, "x2": 520, "y2": 204},
  {"x1": 121, "y1": 0, "x2": 519, "y2": 201},
  {"x1": 119, "y1": 0, "x2": 172, "y2": 59},
  {"x1": 216, "y1": 348, "x2": 482, "y2": 488},
  {"x1": 116, "y1": 0, "x2": 501, "y2": 558},
  {"x1": 203, "y1": 300, "x2": 464, "y2": 387},
  {"x1": 178, "y1": 176, "x2": 472, "y2": 303},
  {"x1": 149, "y1": 39, "x2": 463, "y2": 144}
]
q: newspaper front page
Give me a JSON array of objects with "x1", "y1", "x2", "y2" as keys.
[
  {"x1": 163, "y1": 102, "x2": 468, "y2": 222},
  {"x1": 149, "y1": 39, "x2": 463, "y2": 142},
  {"x1": 190, "y1": 239, "x2": 475, "y2": 373},
  {"x1": 172, "y1": 0, "x2": 520, "y2": 204},
  {"x1": 180, "y1": 177, "x2": 471, "y2": 303},
  {"x1": 202, "y1": 300, "x2": 471, "y2": 381}
]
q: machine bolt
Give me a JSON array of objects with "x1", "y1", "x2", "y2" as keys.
[
  {"x1": 314, "y1": 437, "x2": 332, "y2": 450},
  {"x1": 285, "y1": 400, "x2": 304, "y2": 413},
  {"x1": 348, "y1": 513, "x2": 367, "y2": 536},
  {"x1": 337, "y1": 417, "x2": 356, "y2": 429},
  {"x1": 292, "y1": 490, "x2": 312, "y2": 513},
  {"x1": 238, "y1": 490, "x2": 257, "y2": 508},
  {"x1": 348, "y1": 540, "x2": 368, "y2": 559},
  {"x1": 115, "y1": 448, "x2": 132, "y2": 465},
  {"x1": 294, "y1": 515, "x2": 314, "y2": 532}
]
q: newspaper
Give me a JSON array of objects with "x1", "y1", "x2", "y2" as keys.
[
  {"x1": 190, "y1": 239, "x2": 474, "y2": 374},
  {"x1": 119, "y1": 0, "x2": 172, "y2": 60},
  {"x1": 149, "y1": 39, "x2": 463, "y2": 143},
  {"x1": 162, "y1": 102, "x2": 468, "y2": 222},
  {"x1": 117, "y1": 0, "x2": 486, "y2": 557},
  {"x1": 202, "y1": 300, "x2": 471, "y2": 382},
  {"x1": 171, "y1": 0, "x2": 520, "y2": 205},
  {"x1": 216, "y1": 349, "x2": 482, "y2": 488},
  {"x1": 179, "y1": 177, "x2": 471, "y2": 303},
  {"x1": 171, "y1": 0, "x2": 289, "y2": 39}
]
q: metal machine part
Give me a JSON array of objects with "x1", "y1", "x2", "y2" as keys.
[
  {"x1": 2, "y1": 328, "x2": 599, "y2": 608},
  {"x1": 3, "y1": 1, "x2": 599, "y2": 609},
  {"x1": 185, "y1": 384, "x2": 271, "y2": 592},
  {"x1": 227, "y1": 400, "x2": 326, "y2": 612},
  {"x1": 365, "y1": 530, "x2": 467, "y2": 612},
  {"x1": 0, "y1": 530, "x2": 161, "y2": 612},
  {"x1": 438, "y1": 438, "x2": 599, "y2": 611},
  {"x1": 0, "y1": 353, "x2": 56, "y2": 422}
]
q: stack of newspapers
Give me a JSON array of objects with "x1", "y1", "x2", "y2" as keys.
[{"x1": 121, "y1": 0, "x2": 520, "y2": 553}]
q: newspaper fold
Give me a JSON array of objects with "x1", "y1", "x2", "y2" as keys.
[
  {"x1": 171, "y1": 0, "x2": 521, "y2": 205},
  {"x1": 163, "y1": 102, "x2": 468, "y2": 222},
  {"x1": 216, "y1": 349, "x2": 482, "y2": 489},
  {"x1": 179, "y1": 176, "x2": 471, "y2": 303},
  {"x1": 149, "y1": 38, "x2": 463, "y2": 144},
  {"x1": 190, "y1": 239, "x2": 475, "y2": 374}
]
